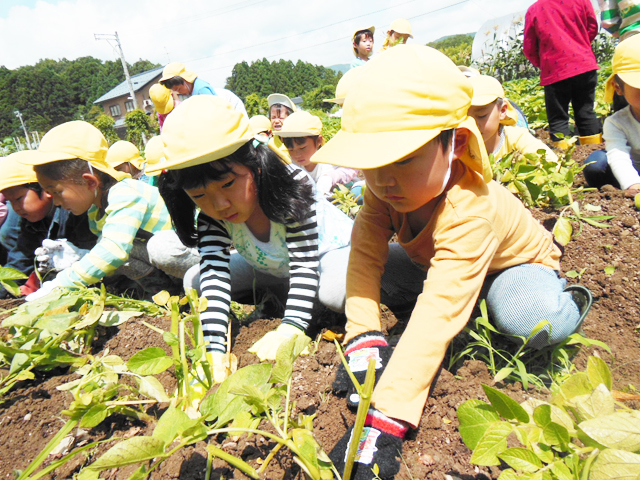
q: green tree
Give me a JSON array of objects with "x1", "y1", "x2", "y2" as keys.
[
  {"x1": 93, "y1": 114, "x2": 119, "y2": 145},
  {"x1": 428, "y1": 34, "x2": 474, "y2": 66},
  {"x1": 244, "y1": 93, "x2": 269, "y2": 117},
  {"x1": 302, "y1": 84, "x2": 336, "y2": 112},
  {"x1": 125, "y1": 109, "x2": 157, "y2": 150}
]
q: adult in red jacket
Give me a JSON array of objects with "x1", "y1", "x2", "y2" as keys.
[{"x1": 523, "y1": 0, "x2": 602, "y2": 147}]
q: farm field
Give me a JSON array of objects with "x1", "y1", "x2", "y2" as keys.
[{"x1": 1, "y1": 140, "x2": 639, "y2": 480}]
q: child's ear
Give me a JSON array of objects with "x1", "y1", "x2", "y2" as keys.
[
  {"x1": 82, "y1": 173, "x2": 101, "y2": 191},
  {"x1": 613, "y1": 79, "x2": 624, "y2": 96},
  {"x1": 499, "y1": 101, "x2": 509, "y2": 120},
  {"x1": 453, "y1": 128, "x2": 471, "y2": 159},
  {"x1": 316, "y1": 135, "x2": 324, "y2": 147}
]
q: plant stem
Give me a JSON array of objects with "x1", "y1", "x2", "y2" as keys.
[
  {"x1": 257, "y1": 442, "x2": 284, "y2": 475},
  {"x1": 207, "y1": 445, "x2": 259, "y2": 479},
  {"x1": 334, "y1": 339, "x2": 362, "y2": 395},
  {"x1": 343, "y1": 358, "x2": 376, "y2": 480}
]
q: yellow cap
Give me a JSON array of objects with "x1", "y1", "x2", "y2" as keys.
[
  {"x1": 143, "y1": 136, "x2": 165, "y2": 177},
  {"x1": 469, "y1": 75, "x2": 518, "y2": 126},
  {"x1": 390, "y1": 18, "x2": 412, "y2": 37},
  {"x1": 106, "y1": 140, "x2": 145, "y2": 170},
  {"x1": 160, "y1": 62, "x2": 197, "y2": 83},
  {"x1": 278, "y1": 111, "x2": 323, "y2": 137},
  {"x1": 325, "y1": 66, "x2": 365, "y2": 105},
  {"x1": 353, "y1": 26, "x2": 375, "y2": 40},
  {"x1": 249, "y1": 115, "x2": 272, "y2": 135},
  {"x1": 458, "y1": 65, "x2": 481, "y2": 78},
  {"x1": 147, "y1": 95, "x2": 253, "y2": 174},
  {"x1": 16, "y1": 121, "x2": 129, "y2": 181},
  {"x1": 0, "y1": 151, "x2": 38, "y2": 192},
  {"x1": 605, "y1": 35, "x2": 640, "y2": 103},
  {"x1": 149, "y1": 83, "x2": 174, "y2": 115},
  {"x1": 312, "y1": 45, "x2": 491, "y2": 182}
]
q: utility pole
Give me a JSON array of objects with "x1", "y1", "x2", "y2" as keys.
[
  {"x1": 94, "y1": 32, "x2": 138, "y2": 109},
  {"x1": 13, "y1": 110, "x2": 31, "y2": 150}
]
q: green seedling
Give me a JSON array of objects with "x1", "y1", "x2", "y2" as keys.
[
  {"x1": 0, "y1": 265, "x2": 27, "y2": 297},
  {"x1": 554, "y1": 200, "x2": 614, "y2": 246},
  {"x1": 635, "y1": 193, "x2": 640, "y2": 210},
  {"x1": 565, "y1": 268, "x2": 587, "y2": 280},
  {"x1": 458, "y1": 356, "x2": 640, "y2": 480},
  {"x1": 604, "y1": 266, "x2": 615, "y2": 276},
  {"x1": 331, "y1": 184, "x2": 362, "y2": 218}
]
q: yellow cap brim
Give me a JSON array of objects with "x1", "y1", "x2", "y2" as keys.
[
  {"x1": 323, "y1": 97, "x2": 344, "y2": 105},
  {"x1": 501, "y1": 101, "x2": 518, "y2": 126},
  {"x1": 605, "y1": 73, "x2": 616, "y2": 103},
  {"x1": 17, "y1": 150, "x2": 130, "y2": 181}
]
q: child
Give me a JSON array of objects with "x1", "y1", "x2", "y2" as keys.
[
  {"x1": 583, "y1": 35, "x2": 640, "y2": 190},
  {"x1": 467, "y1": 74, "x2": 558, "y2": 162},
  {"x1": 248, "y1": 114, "x2": 273, "y2": 140},
  {"x1": 150, "y1": 96, "x2": 354, "y2": 378},
  {"x1": 0, "y1": 151, "x2": 96, "y2": 298},
  {"x1": 267, "y1": 93, "x2": 296, "y2": 161},
  {"x1": 106, "y1": 140, "x2": 146, "y2": 180},
  {"x1": 378, "y1": 18, "x2": 412, "y2": 53},
  {"x1": 312, "y1": 45, "x2": 592, "y2": 480},
  {"x1": 17, "y1": 121, "x2": 199, "y2": 301},
  {"x1": 351, "y1": 26, "x2": 375, "y2": 68},
  {"x1": 143, "y1": 136, "x2": 165, "y2": 187},
  {"x1": 278, "y1": 111, "x2": 359, "y2": 195},
  {"x1": 149, "y1": 83, "x2": 176, "y2": 132},
  {"x1": 159, "y1": 62, "x2": 248, "y2": 117}
]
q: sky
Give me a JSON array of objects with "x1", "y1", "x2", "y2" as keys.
[{"x1": 0, "y1": 0, "x2": 542, "y2": 87}]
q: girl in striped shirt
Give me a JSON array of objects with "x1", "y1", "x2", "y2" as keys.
[{"x1": 152, "y1": 95, "x2": 353, "y2": 380}]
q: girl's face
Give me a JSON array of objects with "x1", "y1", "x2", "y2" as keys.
[
  {"x1": 2, "y1": 186, "x2": 52, "y2": 222},
  {"x1": 36, "y1": 174, "x2": 98, "y2": 216},
  {"x1": 354, "y1": 35, "x2": 374, "y2": 58},
  {"x1": 269, "y1": 105, "x2": 290, "y2": 131},
  {"x1": 184, "y1": 164, "x2": 260, "y2": 224},
  {"x1": 283, "y1": 136, "x2": 322, "y2": 171}
]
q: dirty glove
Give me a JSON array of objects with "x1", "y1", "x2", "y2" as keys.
[
  {"x1": 35, "y1": 239, "x2": 89, "y2": 274},
  {"x1": 248, "y1": 323, "x2": 309, "y2": 361},
  {"x1": 25, "y1": 278, "x2": 63, "y2": 302},
  {"x1": 333, "y1": 331, "x2": 392, "y2": 408},
  {"x1": 329, "y1": 408, "x2": 408, "y2": 480}
]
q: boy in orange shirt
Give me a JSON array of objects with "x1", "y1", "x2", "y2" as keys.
[{"x1": 314, "y1": 45, "x2": 592, "y2": 479}]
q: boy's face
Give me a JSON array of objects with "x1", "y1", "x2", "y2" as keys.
[
  {"x1": 2, "y1": 186, "x2": 52, "y2": 222},
  {"x1": 354, "y1": 35, "x2": 374, "y2": 57},
  {"x1": 284, "y1": 136, "x2": 322, "y2": 171},
  {"x1": 614, "y1": 79, "x2": 640, "y2": 115},
  {"x1": 269, "y1": 105, "x2": 290, "y2": 131},
  {"x1": 467, "y1": 100, "x2": 507, "y2": 143},
  {"x1": 363, "y1": 130, "x2": 468, "y2": 213},
  {"x1": 37, "y1": 174, "x2": 97, "y2": 216}
]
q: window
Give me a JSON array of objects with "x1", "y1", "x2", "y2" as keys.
[
  {"x1": 110, "y1": 104, "x2": 121, "y2": 117},
  {"x1": 125, "y1": 100, "x2": 135, "y2": 112}
]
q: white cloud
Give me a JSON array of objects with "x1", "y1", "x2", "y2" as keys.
[{"x1": 0, "y1": 0, "x2": 540, "y2": 87}]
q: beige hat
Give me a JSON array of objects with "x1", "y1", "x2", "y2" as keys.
[
  {"x1": 143, "y1": 136, "x2": 165, "y2": 177},
  {"x1": 325, "y1": 66, "x2": 365, "y2": 105},
  {"x1": 312, "y1": 45, "x2": 491, "y2": 182},
  {"x1": 353, "y1": 26, "x2": 375, "y2": 40},
  {"x1": 278, "y1": 111, "x2": 323, "y2": 137},
  {"x1": 160, "y1": 62, "x2": 197, "y2": 83},
  {"x1": 605, "y1": 35, "x2": 640, "y2": 103},
  {"x1": 249, "y1": 115, "x2": 272, "y2": 135},
  {"x1": 106, "y1": 140, "x2": 145, "y2": 170},
  {"x1": 146, "y1": 95, "x2": 253, "y2": 174},
  {"x1": 149, "y1": 84, "x2": 174, "y2": 115},
  {"x1": 389, "y1": 18, "x2": 412, "y2": 37},
  {"x1": 267, "y1": 94, "x2": 297, "y2": 112},
  {"x1": 16, "y1": 121, "x2": 129, "y2": 181},
  {"x1": 0, "y1": 151, "x2": 38, "y2": 192},
  {"x1": 468, "y1": 75, "x2": 518, "y2": 126}
]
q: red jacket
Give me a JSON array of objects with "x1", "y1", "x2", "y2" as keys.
[{"x1": 523, "y1": 0, "x2": 599, "y2": 86}]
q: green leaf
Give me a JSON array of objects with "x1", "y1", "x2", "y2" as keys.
[
  {"x1": 34, "y1": 313, "x2": 80, "y2": 334},
  {"x1": 89, "y1": 436, "x2": 166, "y2": 470},
  {"x1": 136, "y1": 375, "x2": 170, "y2": 402},
  {"x1": 589, "y1": 448, "x2": 640, "y2": 480},
  {"x1": 470, "y1": 421, "x2": 512, "y2": 466},
  {"x1": 553, "y1": 217, "x2": 573, "y2": 246},
  {"x1": 98, "y1": 311, "x2": 143, "y2": 327},
  {"x1": 127, "y1": 347, "x2": 173, "y2": 375},
  {"x1": 579, "y1": 411, "x2": 640, "y2": 452},
  {"x1": 550, "y1": 461, "x2": 573, "y2": 480},
  {"x1": 270, "y1": 336, "x2": 298, "y2": 384},
  {"x1": 533, "y1": 405, "x2": 569, "y2": 446},
  {"x1": 291, "y1": 428, "x2": 321, "y2": 475},
  {"x1": 162, "y1": 331, "x2": 179, "y2": 346},
  {"x1": 498, "y1": 448, "x2": 543, "y2": 473},
  {"x1": 494, "y1": 367, "x2": 515, "y2": 383},
  {"x1": 81, "y1": 404, "x2": 108, "y2": 428},
  {"x1": 587, "y1": 356, "x2": 613, "y2": 391},
  {"x1": 153, "y1": 406, "x2": 199, "y2": 447},
  {"x1": 229, "y1": 384, "x2": 269, "y2": 411},
  {"x1": 77, "y1": 469, "x2": 101, "y2": 480},
  {"x1": 457, "y1": 399, "x2": 500, "y2": 450},
  {"x1": 74, "y1": 301, "x2": 105, "y2": 330},
  {"x1": 574, "y1": 383, "x2": 615, "y2": 421},
  {"x1": 9, "y1": 352, "x2": 30, "y2": 375},
  {"x1": 482, "y1": 385, "x2": 530, "y2": 423},
  {"x1": 604, "y1": 266, "x2": 615, "y2": 276},
  {"x1": 555, "y1": 372, "x2": 592, "y2": 404},
  {"x1": 0, "y1": 266, "x2": 28, "y2": 281},
  {"x1": 497, "y1": 469, "x2": 519, "y2": 480}
]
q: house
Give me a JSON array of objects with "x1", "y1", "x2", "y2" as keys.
[{"x1": 93, "y1": 66, "x2": 163, "y2": 135}]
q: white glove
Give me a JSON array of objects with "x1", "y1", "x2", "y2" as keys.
[
  {"x1": 25, "y1": 278, "x2": 63, "y2": 302},
  {"x1": 248, "y1": 324, "x2": 309, "y2": 361},
  {"x1": 35, "y1": 239, "x2": 90, "y2": 274}
]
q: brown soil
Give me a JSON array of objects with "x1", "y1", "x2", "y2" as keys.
[{"x1": 2, "y1": 140, "x2": 639, "y2": 480}]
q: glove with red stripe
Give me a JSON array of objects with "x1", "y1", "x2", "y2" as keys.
[{"x1": 332, "y1": 331, "x2": 392, "y2": 408}]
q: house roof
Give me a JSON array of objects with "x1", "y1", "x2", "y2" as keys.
[{"x1": 93, "y1": 66, "x2": 163, "y2": 104}]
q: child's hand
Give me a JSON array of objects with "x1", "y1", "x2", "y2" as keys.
[
  {"x1": 35, "y1": 239, "x2": 90, "y2": 273},
  {"x1": 248, "y1": 324, "x2": 309, "y2": 361},
  {"x1": 25, "y1": 278, "x2": 63, "y2": 302},
  {"x1": 329, "y1": 408, "x2": 407, "y2": 480},
  {"x1": 333, "y1": 331, "x2": 392, "y2": 408},
  {"x1": 626, "y1": 183, "x2": 640, "y2": 193}
]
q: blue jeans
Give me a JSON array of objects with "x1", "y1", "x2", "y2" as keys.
[{"x1": 583, "y1": 150, "x2": 620, "y2": 189}]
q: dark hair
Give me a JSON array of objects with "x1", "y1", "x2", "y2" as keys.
[
  {"x1": 282, "y1": 135, "x2": 321, "y2": 150},
  {"x1": 160, "y1": 76, "x2": 185, "y2": 89},
  {"x1": 34, "y1": 158, "x2": 117, "y2": 190},
  {"x1": 24, "y1": 182, "x2": 44, "y2": 196},
  {"x1": 436, "y1": 129, "x2": 455, "y2": 149},
  {"x1": 158, "y1": 142, "x2": 314, "y2": 247},
  {"x1": 353, "y1": 30, "x2": 374, "y2": 55},
  {"x1": 268, "y1": 104, "x2": 293, "y2": 120}
]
